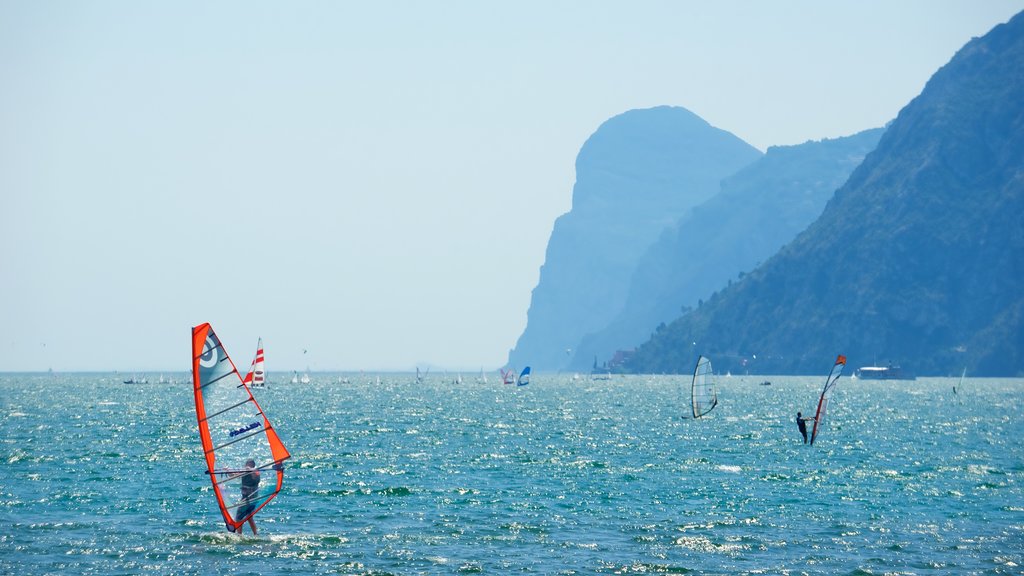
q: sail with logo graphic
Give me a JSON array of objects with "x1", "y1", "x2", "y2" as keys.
[
  {"x1": 191, "y1": 323, "x2": 291, "y2": 532},
  {"x1": 810, "y1": 354, "x2": 846, "y2": 445},
  {"x1": 241, "y1": 338, "x2": 266, "y2": 387}
]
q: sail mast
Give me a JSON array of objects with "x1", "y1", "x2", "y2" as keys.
[{"x1": 810, "y1": 355, "x2": 846, "y2": 445}]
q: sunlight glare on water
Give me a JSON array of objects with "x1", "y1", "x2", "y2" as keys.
[{"x1": 1, "y1": 373, "x2": 1021, "y2": 574}]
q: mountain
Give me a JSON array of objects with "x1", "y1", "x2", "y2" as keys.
[
  {"x1": 625, "y1": 11, "x2": 1024, "y2": 377},
  {"x1": 569, "y1": 128, "x2": 884, "y2": 371},
  {"x1": 508, "y1": 106, "x2": 762, "y2": 371}
]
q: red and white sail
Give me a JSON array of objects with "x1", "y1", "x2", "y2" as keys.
[{"x1": 242, "y1": 338, "x2": 266, "y2": 388}]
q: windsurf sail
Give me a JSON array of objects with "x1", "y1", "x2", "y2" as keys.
[
  {"x1": 241, "y1": 338, "x2": 266, "y2": 388},
  {"x1": 191, "y1": 323, "x2": 291, "y2": 532},
  {"x1": 810, "y1": 354, "x2": 846, "y2": 445},
  {"x1": 502, "y1": 368, "x2": 516, "y2": 385},
  {"x1": 517, "y1": 366, "x2": 531, "y2": 386},
  {"x1": 691, "y1": 355, "x2": 718, "y2": 418},
  {"x1": 416, "y1": 366, "x2": 430, "y2": 384}
]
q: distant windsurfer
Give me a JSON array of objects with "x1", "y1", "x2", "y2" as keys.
[
  {"x1": 232, "y1": 459, "x2": 261, "y2": 535},
  {"x1": 796, "y1": 411, "x2": 814, "y2": 444}
]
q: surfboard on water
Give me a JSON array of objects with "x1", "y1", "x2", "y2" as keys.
[
  {"x1": 241, "y1": 337, "x2": 266, "y2": 388},
  {"x1": 690, "y1": 355, "x2": 718, "y2": 418},
  {"x1": 191, "y1": 323, "x2": 291, "y2": 532},
  {"x1": 517, "y1": 366, "x2": 531, "y2": 386},
  {"x1": 810, "y1": 354, "x2": 846, "y2": 445}
]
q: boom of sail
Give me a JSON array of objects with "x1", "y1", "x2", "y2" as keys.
[
  {"x1": 690, "y1": 355, "x2": 718, "y2": 418},
  {"x1": 191, "y1": 323, "x2": 291, "y2": 531},
  {"x1": 810, "y1": 354, "x2": 846, "y2": 445}
]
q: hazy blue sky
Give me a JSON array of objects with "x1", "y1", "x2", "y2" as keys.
[{"x1": 2, "y1": 1, "x2": 1022, "y2": 372}]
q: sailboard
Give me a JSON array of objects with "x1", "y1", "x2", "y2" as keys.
[
  {"x1": 191, "y1": 323, "x2": 291, "y2": 532},
  {"x1": 517, "y1": 366, "x2": 531, "y2": 386},
  {"x1": 690, "y1": 355, "x2": 718, "y2": 418},
  {"x1": 502, "y1": 368, "x2": 516, "y2": 385},
  {"x1": 809, "y1": 354, "x2": 846, "y2": 445},
  {"x1": 241, "y1": 338, "x2": 266, "y2": 388}
]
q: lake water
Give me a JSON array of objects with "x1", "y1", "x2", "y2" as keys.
[{"x1": 1, "y1": 373, "x2": 1021, "y2": 574}]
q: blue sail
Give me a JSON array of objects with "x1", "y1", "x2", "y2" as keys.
[{"x1": 517, "y1": 366, "x2": 531, "y2": 386}]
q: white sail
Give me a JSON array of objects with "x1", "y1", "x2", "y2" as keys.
[{"x1": 690, "y1": 356, "x2": 718, "y2": 418}]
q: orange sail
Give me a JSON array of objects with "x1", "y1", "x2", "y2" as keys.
[{"x1": 191, "y1": 323, "x2": 290, "y2": 531}]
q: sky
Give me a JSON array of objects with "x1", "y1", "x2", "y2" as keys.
[{"x1": 2, "y1": 1, "x2": 1022, "y2": 373}]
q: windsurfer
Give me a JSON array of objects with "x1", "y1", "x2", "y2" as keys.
[
  {"x1": 232, "y1": 459, "x2": 261, "y2": 535},
  {"x1": 796, "y1": 411, "x2": 813, "y2": 444}
]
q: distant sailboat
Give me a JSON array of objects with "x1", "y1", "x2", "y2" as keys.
[
  {"x1": 690, "y1": 356, "x2": 718, "y2": 418},
  {"x1": 241, "y1": 338, "x2": 266, "y2": 388},
  {"x1": 291, "y1": 371, "x2": 299, "y2": 384},
  {"x1": 810, "y1": 355, "x2": 847, "y2": 446},
  {"x1": 517, "y1": 366, "x2": 531, "y2": 386}
]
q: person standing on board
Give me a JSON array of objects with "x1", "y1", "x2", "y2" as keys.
[
  {"x1": 232, "y1": 459, "x2": 261, "y2": 535},
  {"x1": 796, "y1": 411, "x2": 814, "y2": 444}
]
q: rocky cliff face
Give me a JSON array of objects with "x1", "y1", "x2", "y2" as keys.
[
  {"x1": 570, "y1": 128, "x2": 884, "y2": 371},
  {"x1": 626, "y1": 11, "x2": 1024, "y2": 376},
  {"x1": 508, "y1": 106, "x2": 762, "y2": 371}
]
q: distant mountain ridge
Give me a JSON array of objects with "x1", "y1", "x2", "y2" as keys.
[
  {"x1": 507, "y1": 106, "x2": 762, "y2": 371},
  {"x1": 625, "y1": 11, "x2": 1024, "y2": 376},
  {"x1": 569, "y1": 128, "x2": 885, "y2": 371}
]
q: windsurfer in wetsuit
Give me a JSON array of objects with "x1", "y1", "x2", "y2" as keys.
[
  {"x1": 796, "y1": 411, "x2": 813, "y2": 444},
  {"x1": 232, "y1": 459, "x2": 261, "y2": 535}
]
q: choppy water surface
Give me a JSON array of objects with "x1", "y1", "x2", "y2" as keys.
[{"x1": 1, "y1": 373, "x2": 1021, "y2": 574}]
